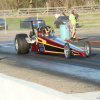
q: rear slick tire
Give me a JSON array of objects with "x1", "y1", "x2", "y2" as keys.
[{"x1": 15, "y1": 34, "x2": 29, "y2": 54}]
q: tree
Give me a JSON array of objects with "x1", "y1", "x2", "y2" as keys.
[
  {"x1": 16, "y1": 0, "x2": 19, "y2": 10},
  {"x1": 30, "y1": 0, "x2": 33, "y2": 8},
  {"x1": 0, "y1": 0, "x2": 98, "y2": 10}
]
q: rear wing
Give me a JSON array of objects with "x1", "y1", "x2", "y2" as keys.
[{"x1": 62, "y1": 12, "x2": 69, "y2": 20}]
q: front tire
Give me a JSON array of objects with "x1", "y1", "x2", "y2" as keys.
[
  {"x1": 64, "y1": 43, "x2": 71, "y2": 59},
  {"x1": 84, "y1": 41, "x2": 91, "y2": 57},
  {"x1": 15, "y1": 34, "x2": 29, "y2": 54}
]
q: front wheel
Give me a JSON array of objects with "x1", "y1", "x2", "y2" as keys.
[
  {"x1": 64, "y1": 43, "x2": 71, "y2": 59},
  {"x1": 84, "y1": 41, "x2": 91, "y2": 57}
]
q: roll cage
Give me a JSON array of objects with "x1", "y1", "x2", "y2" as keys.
[
  {"x1": 25, "y1": 20, "x2": 57, "y2": 44},
  {"x1": 30, "y1": 21, "x2": 56, "y2": 38}
]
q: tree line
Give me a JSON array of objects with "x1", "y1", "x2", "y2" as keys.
[{"x1": 0, "y1": 0, "x2": 100, "y2": 10}]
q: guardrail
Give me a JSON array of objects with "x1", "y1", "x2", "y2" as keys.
[{"x1": 0, "y1": 74, "x2": 79, "y2": 100}]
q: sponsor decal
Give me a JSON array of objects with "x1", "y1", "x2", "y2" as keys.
[
  {"x1": 40, "y1": 48, "x2": 44, "y2": 51},
  {"x1": 39, "y1": 44, "x2": 43, "y2": 47}
]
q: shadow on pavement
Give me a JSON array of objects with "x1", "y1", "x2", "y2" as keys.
[{"x1": 0, "y1": 57, "x2": 8, "y2": 60}]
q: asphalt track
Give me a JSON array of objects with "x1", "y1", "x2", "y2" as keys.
[{"x1": 0, "y1": 28, "x2": 100, "y2": 94}]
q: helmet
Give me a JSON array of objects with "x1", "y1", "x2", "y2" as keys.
[{"x1": 43, "y1": 27, "x2": 50, "y2": 36}]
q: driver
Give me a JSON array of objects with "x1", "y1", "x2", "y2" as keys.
[{"x1": 43, "y1": 27, "x2": 51, "y2": 36}]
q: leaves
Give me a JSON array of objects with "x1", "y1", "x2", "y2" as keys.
[{"x1": 0, "y1": 0, "x2": 98, "y2": 10}]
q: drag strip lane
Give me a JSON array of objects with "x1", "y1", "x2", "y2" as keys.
[
  {"x1": 0, "y1": 41, "x2": 100, "y2": 94},
  {"x1": 11, "y1": 53, "x2": 100, "y2": 82},
  {"x1": 0, "y1": 41, "x2": 100, "y2": 82},
  {"x1": 0, "y1": 42, "x2": 14, "y2": 48},
  {"x1": 0, "y1": 50, "x2": 100, "y2": 83}
]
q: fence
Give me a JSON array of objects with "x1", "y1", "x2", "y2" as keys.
[
  {"x1": 0, "y1": 9, "x2": 17, "y2": 17},
  {"x1": 17, "y1": 7, "x2": 66, "y2": 16},
  {"x1": 0, "y1": 10, "x2": 13, "y2": 16},
  {"x1": 0, "y1": 4, "x2": 100, "y2": 17},
  {"x1": 70, "y1": 5, "x2": 100, "y2": 14},
  {"x1": 0, "y1": 7, "x2": 67, "y2": 17}
]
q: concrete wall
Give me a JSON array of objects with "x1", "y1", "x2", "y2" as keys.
[
  {"x1": 0, "y1": 73, "x2": 80, "y2": 100},
  {"x1": 0, "y1": 73, "x2": 100, "y2": 100}
]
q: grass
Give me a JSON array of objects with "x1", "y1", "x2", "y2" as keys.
[
  {"x1": 40, "y1": 16, "x2": 56, "y2": 28},
  {"x1": 4, "y1": 16, "x2": 56, "y2": 30},
  {"x1": 2, "y1": 13, "x2": 100, "y2": 30},
  {"x1": 6, "y1": 17, "x2": 27, "y2": 30},
  {"x1": 79, "y1": 24, "x2": 100, "y2": 28},
  {"x1": 78, "y1": 13, "x2": 100, "y2": 28}
]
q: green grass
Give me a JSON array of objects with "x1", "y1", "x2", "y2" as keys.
[
  {"x1": 81, "y1": 25, "x2": 100, "y2": 28},
  {"x1": 3, "y1": 13, "x2": 100, "y2": 30},
  {"x1": 78, "y1": 13, "x2": 100, "y2": 28},
  {"x1": 79, "y1": 20, "x2": 100, "y2": 24},
  {"x1": 40, "y1": 16, "x2": 56, "y2": 29},
  {"x1": 6, "y1": 17, "x2": 27, "y2": 30},
  {"x1": 5, "y1": 16, "x2": 56, "y2": 30}
]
